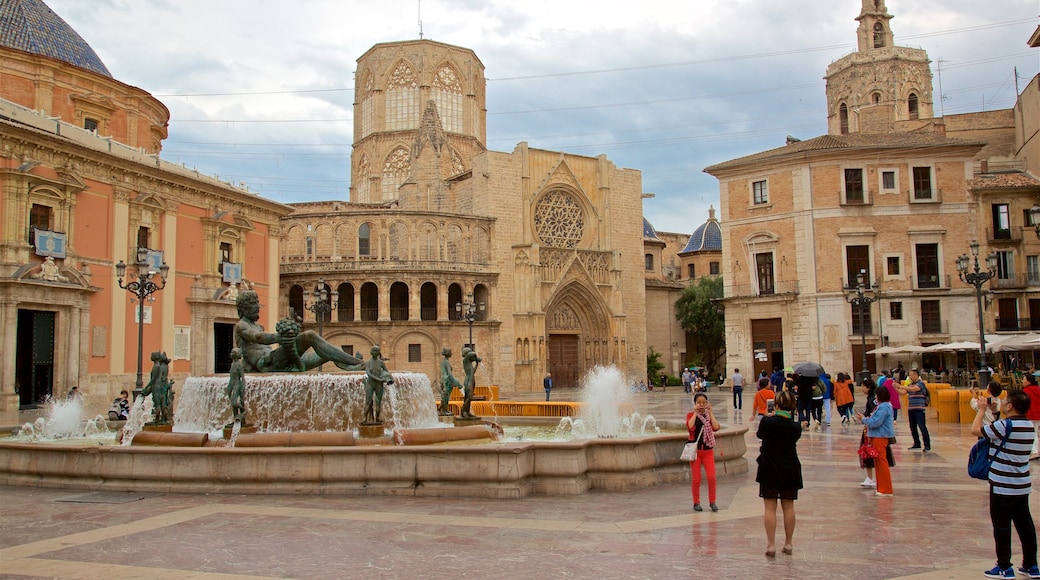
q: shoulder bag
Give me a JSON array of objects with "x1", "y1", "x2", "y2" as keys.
[{"x1": 967, "y1": 419, "x2": 1011, "y2": 480}]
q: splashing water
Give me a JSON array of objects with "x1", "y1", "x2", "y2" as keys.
[
  {"x1": 175, "y1": 372, "x2": 440, "y2": 435},
  {"x1": 119, "y1": 397, "x2": 153, "y2": 446},
  {"x1": 16, "y1": 397, "x2": 110, "y2": 442},
  {"x1": 554, "y1": 366, "x2": 660, "y2": 438}
]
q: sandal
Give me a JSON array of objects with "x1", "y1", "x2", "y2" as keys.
[
  {"x1": 765, "y1": 549, "x2": 776, "y2": 558},
  {"x1": 781, "y1": 546, "x2": 793, "y2": 555}
]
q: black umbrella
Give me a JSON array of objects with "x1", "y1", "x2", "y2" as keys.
[{"x1": 792, "y1": 361, "x2": 825, "y2": 378}]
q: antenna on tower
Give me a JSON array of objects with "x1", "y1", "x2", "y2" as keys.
[
  {"x1": 936, "y1": 58, "x2": 946, "y2": 117},
  {"x1": 418, "y1": 0, "x2": 423, "y2": 39}
]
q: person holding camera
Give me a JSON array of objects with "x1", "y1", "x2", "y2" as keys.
[
  {"x1": 749, "y1": 377, "x2": 775, "y2": 423},
  {"x1": 755, "y1": 389, "x2": 802, "y2": 558}
]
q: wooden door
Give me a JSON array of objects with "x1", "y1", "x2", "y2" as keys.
[{"x1": 548, "y1": 334, "x2": 580, "y2": 388}]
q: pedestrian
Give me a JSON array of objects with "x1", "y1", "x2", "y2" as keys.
[
  {"x1": 881, "y1": 373, "x2": 901, "y2": 424},
  {"x1": 682, "y1": 368, "x2": 693, "y2": 394},
  {"x1": 1023, "y1": 373, "x2": 1040, "y2": 461},
  {"x1": 821, "y1": 373, "x2": 834, "y2": 426},
  {"x1": 756, "y1": 389, "x2": 802, "y2": 558},
  {"x1": 971, "y1": 389, "x2": 1038, "y2": 579},
  {"x1": 731, "y1": 368, "x2": 744, "y2": 411},
  {"x1": 749, "y1": 377, "x2": 775, "y2": 423},
  {"x1": 833, "y1": 372, "x2": 855, "y2": 424},
  {"x1": 795, "y1": 374, "x2": 814, "y2": 429},
  {"x1": 899, "y1": 368, "x2": 931, "y2": 452},
  {"x1": 686, "y1": 392, "x2": 721, "y2": 512},
  {"x1": 858, "y1": 377, "x2": 878, "y2": 487},
  {"x1": 809, "y1": 377, "x2": 824, "y2": 430},
  {"x1": 857, "y1": 385, "x2": 895, "y2": 497},
  {"x1": 543, "y1": 372, "x2": 553, "y2": 401},
  {"x1": 971, "y1": 382, "x2": 1004, "y2": 425},
  {"x1": 770, "y1": 366, "x2": 785, "y2": 392}
]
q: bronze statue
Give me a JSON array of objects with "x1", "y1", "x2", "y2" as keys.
[
  {"x1": 226, "y1": 348, "x2": 247, "y2": 426},
  {"x1": 438, "y1": 347, "x2": 462, "y2": 415},
  {"x1": 360, "y1": 345, "x2": 394, "y2": 424},
  {"x1": 459, "y1": 346, "x2": 482, "y2": 419},
  {"x1": 141, "y1": 350, "x2": 174, "y2": 424},
  {"x1": 233, "y1": 291, "x2": 363, "y2": 372}
]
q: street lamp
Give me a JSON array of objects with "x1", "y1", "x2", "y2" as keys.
[
  {"x1": 455, "y1": 291, "x2": 485, "y2": 349},
  {"x1": 305, "y1": 279, "x2": 337, "y2": 337},
  {"x1": 116, "y1": 247, "x2": 170, "y2": 397},
  {"x1": 844, "y1": 269, "x2": 880, "y2": 384},
  {"x1": 957, "y1": 240, "x2": 998, "y2": 389}
]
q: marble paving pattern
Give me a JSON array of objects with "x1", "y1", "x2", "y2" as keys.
[{"x1": 1, "y1": 389, "x2": 1037, "y2": 579}]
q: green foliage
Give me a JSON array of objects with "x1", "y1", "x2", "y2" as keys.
[
  {"x1": 646, "y1": 346, "x2": 665, "y2": 381},
  {"x1": 675, "y1": 276, "x2": 726, "y2": 374}
]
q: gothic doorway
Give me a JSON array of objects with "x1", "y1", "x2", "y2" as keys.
[
  {"x1": 548, "y1": 334, "x2": 580, "y2": 388},
  {"x1": 16, "y1": 309, "x2": 55, "y2": 408}
]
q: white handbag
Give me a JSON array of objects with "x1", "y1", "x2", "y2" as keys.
[{"x1": 680, "y1": 419, "x2": 706, "y2": 461}]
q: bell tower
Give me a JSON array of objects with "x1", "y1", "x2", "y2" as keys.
[{"x1": 824, "y1": 0, "x2": 934, "y2": 135}]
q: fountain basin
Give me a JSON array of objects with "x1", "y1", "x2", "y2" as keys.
[{"x1": 0, "y1": 425, "x2": 748, "y2": 498}]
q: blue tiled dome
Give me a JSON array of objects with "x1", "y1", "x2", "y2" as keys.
[
  {"x1": 681, "y1": 206, "x2": 722, "y2": 253},
  {"x1": 1, "y1": 0, "x2": 112, "y2": 78},
  {"x1": 643, "y1": 218, "x2": 662, "y2": 241}
]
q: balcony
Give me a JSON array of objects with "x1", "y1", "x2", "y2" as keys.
[
  {"x1": 995, "y1": 317, "x2": 1040, "y2": 332},
  {"x1": 918, "y1": 319, "x2": 948, "y2": 335},
  {"x1": 986, "y1": 227, "x2": 1023, "y2": 244},
  {"x1": 728, "y1": 280, "x2": 800, "y2": 298},
  {"x1": 992, "y1": 274, "x2": 1029, "y2": 290},
  {"x1": 913, "y1": 274, "x2": 950, "y2": 290}
]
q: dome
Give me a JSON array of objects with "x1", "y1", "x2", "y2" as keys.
[
  {"x1": 642, "y1": 218, "x2": 662, "y2": 241},
  {"x1": 681, "y1": 205, "x2": 722, "y2": 253},
  {"x1": 1, "y1": 0, "x2": 112, "y2": 78}
]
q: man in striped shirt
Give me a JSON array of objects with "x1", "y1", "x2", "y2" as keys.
[{"x1": 972, "y1": 389, "x2": 1038, "y2": 579}]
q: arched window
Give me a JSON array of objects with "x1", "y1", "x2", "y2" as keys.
[
  {"x1": 873, "y1": 22, "x2": 885, "y2": 48},
  {"x1": 432, "y1": 65, "x2": 463, "y2": 133},
  {"x1": 386, "y1": 62, "x2": 419, "y2": 130},
  {"x1": 839, "y1": 103, "x2": 849, "y2": 135},
  {"x1": 420, "y1": 282, "x2": 437, "y2": 321},
  {"x1": 390, "y1": 282, "x2": 409, "y2": 321},
  {"x1": 359, "y1": 223, "x2": 371, "y2": 257},
  {"x1": 288, "y1": 285, "x2": 304, "y2": 320},
  {"x1": 355, "y1": 153, "x2": 371, "y2": 203},
  {"x1": 448, "y1": 283, "x2": 463, "y2": 321},
  {"x1": 360, "y1": 282, "x2": 379, "y2": 321},
  {"x1": 872, "y1": 92, "x2": 881, "y2": 105},
  {"x1": 473, "y1": 284, "x2": 490, "y2": 321},
  {"x1": 337, "y1": 283, "x2": 354, "y2": 322},
  {"x1": 908, "y1": 93, "x2": 919, "y2": 120},
  {"x1": 381, "y1": 147, "x2": 410, "y2": 201}
]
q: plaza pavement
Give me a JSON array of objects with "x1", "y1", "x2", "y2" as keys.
[{"x1": 0, "y1": 386, "x2": 1038, "y2": 579}]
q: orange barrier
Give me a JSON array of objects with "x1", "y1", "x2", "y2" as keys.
[
  {"x1": 448, "y1": 385, "x2": 500, "y2": 401},
  {"x1": 234, "y1": 432, "x2": 355, "y2": 447},
  {"x1": 131, "y1": 431, "x2": 209, "y2": 447},
  {"x1": 444, "y1": 401, "x2": 584, "y2": 418},
  {"x1": 936, "y1": 389, "x2": 959, "y2": 423},
  {"x1": 925, "y1": 383, "x2": 952, "y2": 408},
  {"x1": 958, "y1": 390, "x2": 978, "y2": 424}
]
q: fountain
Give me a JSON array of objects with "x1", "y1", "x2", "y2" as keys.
[{"x1": 0, "y1": 365, "x2": 747, "y2": 498}]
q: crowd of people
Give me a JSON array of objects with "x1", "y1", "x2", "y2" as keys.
[{"x1": 684, "y1": 364, "x2": 1040, "y2": 577}]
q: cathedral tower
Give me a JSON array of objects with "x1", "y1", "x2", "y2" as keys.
[
  {"x1": 824, "y1": 0, "x2": 934, "y2": 134},
  {"x1": 350, "y1": 40, "x2": 487, "y2": 209}
]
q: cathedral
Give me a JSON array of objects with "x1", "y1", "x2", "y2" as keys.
[{"x1": 280, "y1": 40, "x2": 650, "y2": 392}]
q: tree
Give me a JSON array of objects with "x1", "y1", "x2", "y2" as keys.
[
  {"x1": 675, "y1": 276, "x2": 725, "y2": 377},
  {"x1": 646, "y1": 346, "x2": 664, "y2": 384}
]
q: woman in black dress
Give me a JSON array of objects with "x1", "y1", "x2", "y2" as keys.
[{"x1": 756, "y1": 389, "x2": 803, "y2": 558}]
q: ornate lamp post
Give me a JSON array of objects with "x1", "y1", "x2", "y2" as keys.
[
  {"x1": 305, "y1": 279, "x2": 337, "y2": 337},
  {"x1": 1029, "y1": 205, "x2": 1040, "y2": 239},
  {"x1": 305, "y1": 280, "x2": 337, "y2": 371},
  {"x1": 116, "y1": 247, "x2": 170, "y2": 396},
  {"x1": 844, "y1": 269, "x2": 880, "y2": 384},
  {"x1": 455, "y1": 291, "x2": 485, "y2": 349},
  {"x1": 957, "y1": 240, "x2": 998, "y2": 389}
]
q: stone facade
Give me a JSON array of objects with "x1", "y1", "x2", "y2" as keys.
[
  {"x1": 0, "y1": 9, "x2": 291, "y2": 412},
  {"x1": 707, "y1": 3, "x2": 1040, "y2": 378},
  {"x1": 280, "y1": 40, "x2": 648, "y2": 392}
]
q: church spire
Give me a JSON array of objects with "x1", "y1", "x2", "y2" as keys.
[{"x1": 856, "y1": 0, "x2": 894, "y2": 51}]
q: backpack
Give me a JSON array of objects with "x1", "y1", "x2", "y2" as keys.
[
  {"x1": 967, "y1": 419, "x2": 1010, "y2": 480},
  {"x1": 917, "y1": 381, "x2": 930, "y2": 406}
]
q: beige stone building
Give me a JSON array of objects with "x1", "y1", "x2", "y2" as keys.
[
  {"x1": 280, "y1": 40, "x2": 649, "y2": 391},
  {"x1": 706, "y1": 0, "x2": 1040, "y2": 378},
  {"x1": 0, "y1": 0, "x2": 291, "y2": 411}
]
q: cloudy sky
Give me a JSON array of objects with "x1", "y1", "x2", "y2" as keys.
[{"x1": 46, "y1": 0, "x2": 1039, "y2": 235}]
